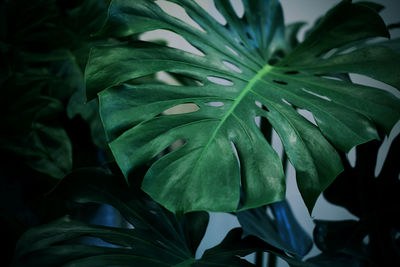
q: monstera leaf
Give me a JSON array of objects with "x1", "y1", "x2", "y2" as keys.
[
  {"x1": 0, "y1": 73, "x2": 73, "y2": 179},
  {"x1": 13, "y1": 168, "x2": 296, "y2": 267},
  {"x1": 313, "y1": 135, "x2": 400, "y2": 266},
  {"x1": 238, "y1": 201, "x2": 313, "y2": 258},
  {"x1": 0, "y1": 0, "x2": 112, "y2": 178},
  {"x1": 85, "y1": 0, "x2": 400, "y2": 213}
]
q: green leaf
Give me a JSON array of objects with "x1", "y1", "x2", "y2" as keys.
[
  {"x1": 0, "y1": 0, "x2": 111, "y2": 178},
  {"x1": 0, "y1": 76, "x2": 72, "y2": 179},
  {"x1": 373, "y1": 38, "x2": 400, "y2": 55},
  {"x1": 85, "y1": 0, "x2": 400, "y2": 213},
  {"x1": 284, "y1": 21, "x2": 307, "y2": 51},
  {"x1": 238, "y1": 201, "x2": 312, "y2": 257},
  {"x1": 19, "y1": 121, "x2": 72, "y2": 179},
  {"x1": 66, "y1": 59, "x2": 108, "y2": 149},
  {"x1": 355, "y1": 2, "x2": 385, "y2": 13},
  {"x1": 13, "y1": 168, "x2": 293, "y2": 267}
]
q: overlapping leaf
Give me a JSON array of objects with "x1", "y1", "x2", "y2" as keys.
[
  {"x1": 238, "y1": 200, "x2": 313, "y2": 258},
  {"x1": 86, "y1": 0, "x2": 400, "y2": 213},
  {"x1": 13, "y1": 168, "x2": 291, "y2": 267},
  {"x1": 0, "y1": 0, "x2": 111, "y2": 178},
  {"x1": 313, "y1": 133, "x2": 400, "y2": 265}
]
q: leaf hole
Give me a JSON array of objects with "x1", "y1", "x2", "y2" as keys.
[
  {"x1": 337, "y1": 46, "x2": 357, "y2": 55},
  {"x1": 154, "y1": 138, "x2": 188, "y2": 163},
  {"x1": 156, "y1": 71, "x2": 182, "y2": 86},
  {"x1": 255, "y1": 101, "x2": 270, "y2": 112},
  {"x1": 207, "y1": 76, "x2": 234, "y2": 86},
  {"x1": 204, "y1": 101, "x2": 224, "y2": 107},
  {"x1": 375, "y1": 121, "x2": 400, "y2": 177},
  {"x1": 222, "y1": 60, "x2": 242, "y2": 73},
  {"x1": 273, "y1": 80, "x2": 288, "y2": 85},
  {"x1": 229, "y1": 0, "x2": 244, "y2": 18},
  {"x1": 321, "y1": 48, "x2": 338, "y2": 59},
  {"x1": 155, "y1": 0, "x2": 206, "y2": 32},
  {"x1": 163, "y1": 103, "x2": 200, "y2": 115},
  {"x1": 297, "y1": 108, "x2": 317, "y2": 126},
  {"x1": 164, "y1": 73, "x2": 205, "y2": 86},
  {"x1": 234, "y1": 37, "x2": 246, "y2": 47},
  {"x1": 231, "y1": 141, "x2": 245, "y2": 194},
  {"x1": 199, "y1": 0, "x2": 226, "y2": 25},
  {"x1": 349, "y1": 73, "x2": 400, "y2": 99},
  {"x1": 225, "y1": 45, "x2": 239, "y2": 56},
  {"x1": 169, "y1": 138, "x2": 187, "y2": 152},
  {"x1": 266, "y1": 206, "x2": 275, "y2": 220},
  {"x1": 195, "y1": 80, "x2": 205, "y2": 86},
  {"x1": 271, "y1": 129, "x2": 284, "y2": 160},
  {"x1": 140, "y1": 29, "x2": 205, "y2": 56},
  {"x1": 254, "y1": 116, "x2": 261, "y2": 127},
  {"x1": 231, "y1": 141, "x2": 241, "y2": 169},
  {"x1": 314, "y1": 74, "x2": 342, "y2": 81},
  {"x1": 347, "y1": 147, "x2": 356, "y2": 168},
  {"x1": 281, "y1": 98, "x2": 292, "y2": 106},
  {"x1": 302, "y1": 88, "x2": 331, "y2": 101},
  {"x1": 284, "y1": 71, "x2": 299, "y2": 75}
]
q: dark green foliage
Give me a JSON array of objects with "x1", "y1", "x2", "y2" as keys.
[
  {"x1": 311, "y1": 135, "x2": 400, "y2": 266},
  {"x1": 0, "y1": 0, "x2": 110, "y2": 178},
  {"x1": 3, "y1": 0, "x2": 400, "y2": 266},
  {"x1": 12, "y1": 168, "x2": 291, "y2": 267},
  {"x1": 0, "y1": 0, "x2": 110, "y2": 264}
]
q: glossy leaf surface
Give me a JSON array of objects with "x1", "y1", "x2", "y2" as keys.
[{"x1": 86, "y1": 0, "x2": 400, "y2": 213}]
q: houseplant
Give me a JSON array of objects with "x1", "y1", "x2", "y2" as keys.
[{"x1": 3, "y1": 0, "x2": 400, "y2": 266}]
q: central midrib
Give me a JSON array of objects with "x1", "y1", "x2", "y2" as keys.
[{"x1": 192, "y1": 64, "x2": 273, "y2": 169}]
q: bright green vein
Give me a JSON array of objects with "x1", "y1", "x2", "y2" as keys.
[{"x1": 191, "y1": 64, "x2": 274, "y2": 169}]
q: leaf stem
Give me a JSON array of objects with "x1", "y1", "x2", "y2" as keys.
[
  {"x1": 255, "y1": 251, "x2": 264, "y2": 267},
  {"x1": 267, "y1": 253, "x2": 277, "y2": 267}
]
